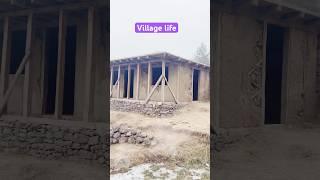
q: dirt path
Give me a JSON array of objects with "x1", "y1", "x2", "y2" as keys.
[
  {"x1": 214, "y1": 125, "x2": 320, "y2": 180},
  {"x1": 0, "y1": 152, "x2": 107, "y2": 180}
]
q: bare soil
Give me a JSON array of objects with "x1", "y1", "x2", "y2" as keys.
[
  {"x1": 213, "y1": 125, "x2": 320, "y2": 180},
  {"x1": 110, "y1": 102, "x2": 210, "y2": 176},
  {"x1": 0, "y1": 152, "x2": 107, "y2": 180}
]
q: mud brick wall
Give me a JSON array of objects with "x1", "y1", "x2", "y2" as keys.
[
  {"x1": 0, "y1": 118, "x2": 108, "y2": 165},
  {"x1": 110, "y1": 99, "x2": 184, "y2": 117}
]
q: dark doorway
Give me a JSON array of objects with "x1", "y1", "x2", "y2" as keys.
[
  {"x1": 10, "y1": 30, "x2": 26, "y2": 74},
  {"x1": 123, "y1": 70, "x2": 128, "y2": 98},
  {"x1": 265, "y1": 24, "x2": 285, "y2": 124},
  {"x1": 129, "y1": 69, "x2": 134, "y2": 98},
  {"x1": 62, "y1": 26, "x2": 77, "y2": 115},
  {"x1": 43, "y1": 27, "x2": 58, "y2": 114},
  {"x1": 193, "y1": 69, "x2": 200, "y2": 101}
]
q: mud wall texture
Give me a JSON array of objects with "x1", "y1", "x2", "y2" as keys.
[
  {"x1": 0, "y1": 118, "x2": 108, "y2": 165},
  {"x1": 110, "y1": 99, "x2": 183, "y2": 117},
  {"x1": 284, "y1": 29, "x2": 318, "y2": 124},
  {"x1": 214, "y1": 12, "x2": 264, "y2": 128},
  {"x1": 213, "y1": 11, "x2": 320, "y2": 128}
]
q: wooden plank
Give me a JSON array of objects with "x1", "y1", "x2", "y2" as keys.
[
  {"x1": 22, "y1": 13, "x2": 33, "y2": 117},
  {"x1": 136, "y1": 63, "x2": 140, "y2": 100},
  {"x1": 0, "y1": 53, "x2": 31, "y2": 115},
  {"x1": 117, "y1": 65, "x2": 120, "y2": 98},
  {"x1": 147, "y1": 62, "x2": 151, "y2": 93},
  {"x1": 83, "y1": 7, "x2": 95, "y2": 121},
  {"x1": 0, "y1": 16, "x2": 11, "y2": 114},
  {"x1": 54, "y1": 9, "x2": 67, "y2": 119},
  {"x1": 110, "y1": 66, "x2": 113, "y2": 97},
  {"x1": 163, "y1": 76, "x2": 178, "y2": 104},
  {"x1": 127, "y1": 64, "x2": 131, "y2": 99},
  {"x1": 161, "y1": 60, "x2": 165, "y2": 102},
  {"x1": 145, "y1": 75, "x2": 163, "y2": 104}
]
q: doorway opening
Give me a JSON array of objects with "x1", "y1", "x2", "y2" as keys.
[
  {"x1": 193, "y1": 69, "x2": 200, "y2": 101},
  {"x1": 129, "y1": 69, "x2": 134, "y2": 98},
  {"x1": 10, "y1": 30, "x2": 26, "y2": 74},
  {"x1": 123, "y1": 70, "x2": 128, "y2": 98},
  {"x1": 265, "y1": 24, "x2": 285, "y2": 124},
  {"x1": 43, "y1": 27, "x2": 58, "y2": 114},
  {"x1": 62, "y1": 26, "x2": 77, "y2": 115},
  {"x1": 123, "y1": 69, "x2": 134, "y2": 98}
]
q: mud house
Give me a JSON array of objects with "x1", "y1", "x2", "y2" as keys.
[
  {"x1": 110, "y1": 52, "x2": 210, "y2": 103},
  {"x1": 213, "y1": 0, "x2": 320, "y2": 129},
  {"x1": 0, "y1": 0, "x2": 107, "y2": 122}
]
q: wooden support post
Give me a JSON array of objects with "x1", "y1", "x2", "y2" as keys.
[
  {"x1": 0, "y1": 17, "x2": 11, "y2": 114},
  {"x1": 136, "y1": 63, "x2": 140, "y2": 100},
  {"x1": 0, "y1": 53, "x2": 31, "y2": 115},
  {"x1": 161, "y1": 60, "x2": 165, "y2": 103},
  {"x1": 127, "y1": 64, "x2": 131, "y2": 99},
  {"x1": 163, "y1": 76, "x2": 178, "y2": 104},
  {"x1": 54, "y1": 10, "x2": 67, "y2": 119},
  {"x1": 145, "y1": 75, "x2": 163, "y2": 104},
  {"x1": 147, "y1": 62, "x2": 151, "y2": 93},
  {"x1": 22, "y1": 13, "x2": 33, "y2": 117},
  {"x1": 177, "y1": 64, "x2": 180, "y2": 101},
  {"x1": 117, "y1": 65, "x2": 120, "y2": 98},
  {"x1": 110, "y1": 66, "x2": 113, "y2": 96},
  {"x1": 83, "y1": 7, "x2": 95, "y2": 122}
]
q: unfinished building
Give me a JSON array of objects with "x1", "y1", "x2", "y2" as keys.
[
  {"x1": 213, "y1": 0, "x2": 320, "y2": 129},
  {"x1": 0, "y1": 0, "x2": 107, "y2": 122},
  {"x1": 110, "y1": 52, "x2": 210, "y2": 104}
]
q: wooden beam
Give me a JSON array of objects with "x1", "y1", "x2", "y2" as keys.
[
  {"x1": 54, "y1": 9, "x2": 67, "y2": 119},
  {"x1": 22, "y1": 13, "x2": 33, "y2": 117},
  {"x1": 161, "y1": 60, "x2": 165, "y2": 103},
  {"x1": 163, "y1": 76, "x2": 178, "y2": 104},
  {"x1": 117, "y1": 65, "x2": 120, "y2": 98},
  {"x1": 147, "y1": 62, "x2": 151, "y2": 94},
  {"x1": 110, "y1": 66, "x2": 113, "y2": 97},
  {"x1": 0, "y1": 53, "x2": 31, "y2": 115},
  {"x1": 136, "y1": 63, "x2": 140, "y2": 100},
  {"x1": 145, "y1": 75, "x2": 163, "y2": 104},
  {"x1": 0, "y1": 17, "x2": 11, "y2": 114},
  {"x1": 127, "y1": 64, "x2": 131, "y2": 99},
  {"x1": 83, "y1": 7, "x2": 95, "y2": 122}
]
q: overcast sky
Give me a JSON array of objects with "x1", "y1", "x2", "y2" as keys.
[{"x1": 110, "y1": 0, "x2": 210, "y2": 60}]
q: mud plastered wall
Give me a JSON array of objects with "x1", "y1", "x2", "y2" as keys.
[
  {"x1": 0, "y1": 118, "x2": 108, "y2": 165},
  {"x1": 215, "y1": 12, "x2": 264, "y2": 128}
]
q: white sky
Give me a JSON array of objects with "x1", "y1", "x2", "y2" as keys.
[{"x1": 110, "y1": 0, "x2": 210, "y2": 60}]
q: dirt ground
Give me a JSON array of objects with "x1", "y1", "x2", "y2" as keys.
[
  {"x1": 110, "y1": 102, "x2": 210, "y2": 178},
  {"x1": 0, "y1": 152, "x2": 107, "y2": 180},
  {"x1": 213, "y1": 125, "x2": 320, "y2": 180}
]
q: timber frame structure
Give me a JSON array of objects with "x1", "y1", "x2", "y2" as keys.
[
  {"x1": 110, "y1": 52, "x2": 210, "y2": 104},
  {"x1": 0, "y1": 0, "x2": 107, "y2": 122}
]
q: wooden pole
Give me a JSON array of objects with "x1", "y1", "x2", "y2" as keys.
[
  {"x1": 147, "y1": 62, "x2": 151, "y2": 93},
  {"x1": 0, "y1": 16, "x2": 11, "y2": 114},
  {"x1": 127, "y1": 64, "x2": 131, "y2": 99},
  {"x1": 0, "y1": 53, "x2": 31, "y2": 115},
  {"x1": 22, "y1": 13, "x2": 34, "y2": 117},
  {"x1": 110, "y1": 66, "x2": 113, "y2": 97},
  {"x1": 177, "y1": 63, "x2": 180, "y2": 101},
  {"x1": 54, "y1": 9, "x2": 67, "y2": 119},
  {"x1": 161, "y1": 60, "x2": 165, "y2": 103},
  {"x1": 163, "y1": 76, "x2": 178, "y2": 104},
  {"x1": 136, "y1": 63, "x2": 140, "y2": 100},
  {"x1": 83, "y1": 7, "x2": 95, "y2": 122},
  {"x1": 145, "y1": 75, "x2": 163, "y2": 104},
  {"x1": 117, "y1": 65, "x2": 120, "y2": 98}
]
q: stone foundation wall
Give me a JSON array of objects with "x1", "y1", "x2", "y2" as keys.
[
  {"x1": 110, "y1": 125, "x2": 154, "y2": 146},
  {"x1": 110, "y1": 99, "x2": 183, "y2": 117},
  {"x1": 0, "y1": 118, "x2": 108, "y2": 165}
]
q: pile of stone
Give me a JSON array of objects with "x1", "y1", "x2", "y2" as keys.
[
  {"x1": 0, "y1": 119, "x2": 108, "y2": 165},
  {"x1": 110, "y1": 125, "x2": 154, "y2": 146},
  {"x1": 110, "y1": 99, "x2": 183, "y2": 117}
]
